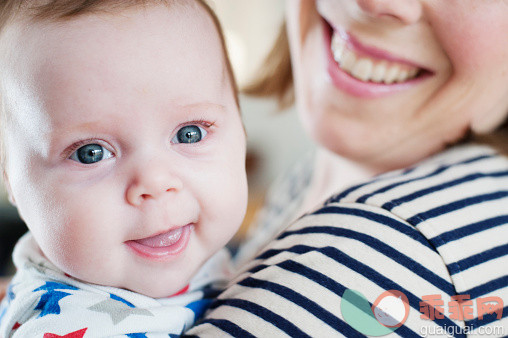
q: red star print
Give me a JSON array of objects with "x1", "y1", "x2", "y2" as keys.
[
  {"x1": 12, "y1": 322, "x2": 21, "y2": 330},
  {"x1": 43, "y1": 328, "x2": 87, "y2": 338}
]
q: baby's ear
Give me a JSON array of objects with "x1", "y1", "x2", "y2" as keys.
[
  {"x1": 471, "y1": 105, "x2": 508, "y2": 134},
  {"x1": 2, "y1": 171, "x2": 16, "y2": 206}
]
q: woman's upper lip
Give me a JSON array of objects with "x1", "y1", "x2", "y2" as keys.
[{"x1": 327, "y1": 21, "x2": 433, "y2": 73}]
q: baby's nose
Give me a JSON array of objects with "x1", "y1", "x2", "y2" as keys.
[{"x1": 126, "y1": 160, "x2": 183, "y2": 206}]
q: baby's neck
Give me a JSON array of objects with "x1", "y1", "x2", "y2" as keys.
[{"x1": 297, "y1": 147, "x2": 379, "y2": 216}]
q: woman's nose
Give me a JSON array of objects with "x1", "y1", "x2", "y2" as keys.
[
  {"x1": 356, "y1": 0, "x2": 423, "y2": 25},
  {"x1": 126, "y1": 161, "x2": 183, "y2": 206}
]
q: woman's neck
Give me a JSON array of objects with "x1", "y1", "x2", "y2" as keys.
[{"x1": 298, "y1": 147, "x2": 380, "y2": 216}]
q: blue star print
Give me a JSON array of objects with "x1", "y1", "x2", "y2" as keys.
[
  {"x1": 0, "y1": 283, "x2": 16, "y2": 322},
  {"x1": 33, "y1": 282, "x2": 78, "y2": 317},
  {"x1": 110, "y1": 293, "x2": 134, "y2": 307},
  {"x1": 186, "y1": 299, "x2": 212, "y2": 319},
  {"x1": 7, "y1": 284, "x2": 15, "y2": 303}
]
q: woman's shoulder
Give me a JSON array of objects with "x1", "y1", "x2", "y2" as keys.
[
  {"x1": 188, "y1": 144, "x2": 507, "y2": 337},
  {"x1": 264, "y1": 143, "x2": 507, "y2": 325},
  {"x1": 326, "y1": 143, "x2": 508, "y2": 220},
  {"x1": 284, "y1": 143, "x2": 507, "y2": 332}
]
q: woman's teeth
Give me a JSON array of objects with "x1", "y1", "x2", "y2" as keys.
[{"x1": 331, "y1": 32, "x2": 419, "y2": 84}]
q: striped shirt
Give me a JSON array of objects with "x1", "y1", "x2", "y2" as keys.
[{"x1": 187, "y1": 144, "x2": 508, "y2": 337}]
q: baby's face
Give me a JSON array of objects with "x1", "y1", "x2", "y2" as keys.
[{"x1": 2, "y1": 3, "x2": 247, "y2": 297}]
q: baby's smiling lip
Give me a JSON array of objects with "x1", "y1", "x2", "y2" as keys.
[
  {"x1": 125, "y1": 224, "x2": 193, "y2": 260},
  {"x1": 133, "y1": 227, "x2": 184, "y2": 247}
]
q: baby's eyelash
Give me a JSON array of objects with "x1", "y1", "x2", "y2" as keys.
[
  {"x1": 185, "y1": 119, "x2": 216, "y2": 128},
  {"x1": 62, "y1": 138, "x2": 110, "y2": 159},
  {"x1": 61, "y1": 120, "x2": 215, "y2": 158}
]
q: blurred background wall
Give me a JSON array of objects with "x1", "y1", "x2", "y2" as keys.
[
  {"x1": 210, "y1": 0, "x2": 315, "y2": 231},
  {"x1": 0, "y1": 0, "x2": 316, "y2": 275}
]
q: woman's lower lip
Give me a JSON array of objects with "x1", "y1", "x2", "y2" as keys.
[
  {"x1": 321, "y1": 19, "x2": 429, "y2": 98},
  {"x1": 126, "y1": 224, "x2": 192, "y2": 261}
]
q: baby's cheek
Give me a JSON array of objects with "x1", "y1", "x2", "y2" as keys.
[{"x1": 205, "y1": 165, "x2": 247, "y2": 231}]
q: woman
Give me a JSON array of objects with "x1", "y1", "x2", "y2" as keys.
[{"x1": 187, "y1": 0, "x2": 508, "y2": 336}]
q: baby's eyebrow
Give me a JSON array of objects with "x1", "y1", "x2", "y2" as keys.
[
  {"x1": 62, "y1": 121, "x2": 102, "y2": 133},
  {"x1": 50, "y1": 120, "x2": 107, "y2": 140},
  {"x1": 178, "y1": 102, "x2": 227, "y2": 112}
]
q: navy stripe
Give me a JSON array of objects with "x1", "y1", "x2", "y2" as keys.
[
  {"x1": 192, "y1": 318, "x2": 256, "y2": 338},
  {"x1": 382, "y1": 171, "x2": 508, "y2": 210},
  {"x1": 255, "y1": 244, "x2": 460, "y2": 334},
  {"x1": 325, "y1": 167, "x2": 415, "y2": 204},
  {"x1": 462, "y1": 275, "x2": 508, "y2": 299},
  {"x1": 238, "y1": 277, "x2": 363, "y2": 336},
  {"x1": 430, "y1": 215, "x2": 508, "y2": 247},
  {"x1": 313, "y1": 246, "x2": 463, "y2": 335},
  {"x1": 275, "y1": 257, "x2": 419, "y2": 337},
  {"x1": 275, "y1": 226, "x2": 454, "y2": 294},
  {"x1": 448, "y1": 243, "x2": 508, "y2": 275},
  {"x1": 256, "y1": 247, "x2": 348, "y2": 294},
  {"x1": 465, "y1": 305, "x2": 508, "y2": 330},
  {"x1": 248, "y1": 264, "x2": 269, "y2": 275},
  {"x1": 326, "y1": 181, "x2": 372, "y2": 204},
  {"x1": 228, "y1": 262, "x2": 418, "y2": 336},
  {"x1": 359, "y1": 162, "x2": 500, "y2": 205},
  {"x1": 208, "y1": 298, "x2": 310, "y2": 337},
  {"x1": 406, "y1": 191, "x2": 508, "y2": 225},
  {"x1": 309, "y1": 206, "x2": 433, "y2": 250},
  {"x1": 329, "y1": 154, "x2": 493, "y2": 204}
]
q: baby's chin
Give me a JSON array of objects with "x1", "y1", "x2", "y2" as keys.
[
  {"x1": 125, "y1": 279, "x2": 191, "y2": 299},
  {"x1": 116, "y1": 264, "x2": 200, "y2": 299},
  {"x1": 44, "y1": 240, "x2": 206, "y2": 298},
  {"x1": 55, "y1": 263, "x2": 191, "y2": 299}
]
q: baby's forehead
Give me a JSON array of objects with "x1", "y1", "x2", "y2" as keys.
[
  {"x1": 2, "y1": 3, "x2": 234, "y2": 125},
  {"x1": 6, "y1": 3, "x2": 208, "y2": 58},
  {"x1": 4, "y1": 3, "x2": 230, "y2": 94}
]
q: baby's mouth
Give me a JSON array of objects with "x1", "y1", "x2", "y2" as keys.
[
  {"x1": 326, "y1": 22, "x2": 430, "y2": 84},
  {"x1": 126, "y1": 224, "x2": 193, "y2": 259},
  {"x1": 134, "y1": 227, "x2": 184, "y2": 248}
]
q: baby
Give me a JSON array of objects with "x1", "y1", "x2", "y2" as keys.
[{"x1": 0, "y1": 0, "x2": 248, "y2": 336}]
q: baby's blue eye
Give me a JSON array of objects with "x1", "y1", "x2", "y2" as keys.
[
  {"x1": 69, "y1": 144, "x2": 113, "y2": 164},
  {"x1": 173, "y1": 125, "x2": 207, "y2": 144}
]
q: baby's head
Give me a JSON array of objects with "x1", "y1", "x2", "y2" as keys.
[{"x1": 0, "y1": 0, "x2": 247, "y2": 297}]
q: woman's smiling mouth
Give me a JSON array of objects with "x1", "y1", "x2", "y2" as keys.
[
  {"x1": 331, "y1": 28, "x2": 421, "y2": 83},
  {"x1": 321, "y1": 18, "x2": 433, "y2": 97}
]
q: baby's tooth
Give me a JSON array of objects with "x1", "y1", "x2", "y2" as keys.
[
  {"x1": 341, "y1": 49, "x2": 356, "y2": 72},
  {"x1": 396, "y1": 70, "x2": 409, "y2": 83},
  {"x1": 351, "y1": 58, "x2": 373, "y2": 82},
  {"x1": 371, "y1": 62, "x2": 388, "y2": 83},
  {"x1": 384, "y1": 65, "x2": 400, "y2": 84}
]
